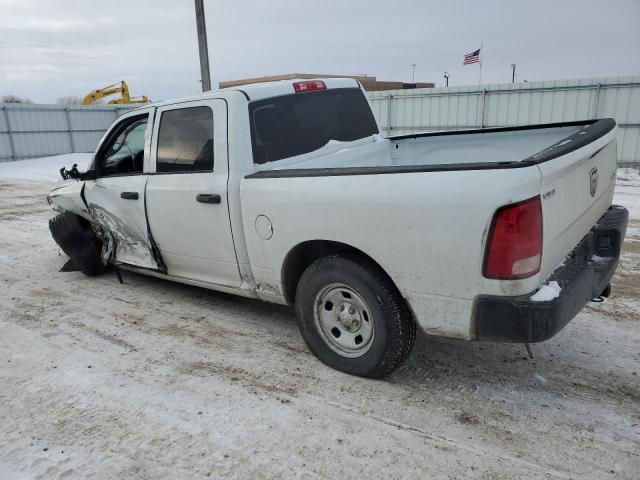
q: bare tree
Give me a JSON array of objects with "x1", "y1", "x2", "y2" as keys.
[
  {"x1": 56, "y1": 96, "x2": 83, "y2": 105},
  {"x1": 1, "y1": 95, "x2": 33, "y2": 104}
]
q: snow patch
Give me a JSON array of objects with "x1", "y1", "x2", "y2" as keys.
[
  {"x1": 533, "y1": 373, "x2": 547, "y2": 384},
  {"x1": 0, "y1": 460, "x2": 29, "y2": 480},
  {"x1": 613, "y1": 185, "x2": 640, "y2": 221},
  {"x1": 324, "y1": 139, "x2": 352, "y2": 148},
  {"x1": 530, "y1": 281, "x2": 562, "y2": 302},
  {"x1": 616, "y1": 167, "x2": 640, "y2": 186},
  {"x1": 0, "y1": 153, "x2": 92, "y2": 183}
]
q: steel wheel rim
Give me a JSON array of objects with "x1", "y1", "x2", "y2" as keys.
[{"x1": 313, "y1": 283, "x2": 375, "y2": 358}]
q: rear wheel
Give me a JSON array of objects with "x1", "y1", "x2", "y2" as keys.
[
  {"x1": 295, "y1": 255, "x2": 415, "y2": 378},
  {"x1": 49, "y1": 212, "x2": 108, "y2": 276}
]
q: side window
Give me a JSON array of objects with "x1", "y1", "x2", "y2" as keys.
[
  {"x1": 98, "y1": 115, "x2": 148, "y2": 176},
  {"x1": 156, "y1": 106, "x2": 214, "y2": 173}
]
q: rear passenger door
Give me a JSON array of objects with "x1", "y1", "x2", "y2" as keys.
[{"x1": 145, "y1": 100, "x2": 241, "y2": 287}]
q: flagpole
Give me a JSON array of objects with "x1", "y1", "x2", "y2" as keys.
[{"x1": 478, "y1": 42, "x2": 483, "y2": 85}]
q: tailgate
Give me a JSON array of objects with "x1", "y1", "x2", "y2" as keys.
[{"x1": 537, "y1": 119, "x2": 618, "y2": 281}]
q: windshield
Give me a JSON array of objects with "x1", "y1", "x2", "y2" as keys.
[{"x1": 249, "y1": 88, "x2": 379, "y2": 165}]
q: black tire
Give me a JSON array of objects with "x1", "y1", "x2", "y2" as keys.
[
  {"x1": 295, "y1": 254, "x2": 416, "y2": 378},
  {"x1": 49, "y1": 212, "x2": 108, "y2": 276}
]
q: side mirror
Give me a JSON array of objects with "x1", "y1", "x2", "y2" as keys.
[
  {"x1": 60, "y1": 164, "x2": 80, "y2": 180},
  {"x1": 59, "y1": 164, "x2": 96, "y2": 181}
]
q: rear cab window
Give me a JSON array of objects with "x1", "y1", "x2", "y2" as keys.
[
  {"x1": 249, "y1": 88, "x2": 379, "y2": 165},
  {"x1": 156, "y1": 106, "x2": 214, "y2": 173}
]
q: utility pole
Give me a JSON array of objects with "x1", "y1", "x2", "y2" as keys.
[
  {"x1": 510, "y1": 63, "x2": 516, "y2": 84},
  {"x1": 411, "y1": 64, "x2": 416, "y2": 84},
  {"x1": 443, "y1": 72, "x2": 449, "y2": 87},
  {"x1": 194, "y1": 0, "x2": 211, "y2": 92}
]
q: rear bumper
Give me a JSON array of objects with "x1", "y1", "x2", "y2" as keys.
[{"x1": 474, "y1": 205, "x2": 629, "y2": 343}]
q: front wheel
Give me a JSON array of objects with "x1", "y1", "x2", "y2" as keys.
[
  {"x1": 49, "y1": 212, "x2": 108, "y2": 276},
  {"x1": 295, "y1": 255, "x2": 416, "y2": 378}
]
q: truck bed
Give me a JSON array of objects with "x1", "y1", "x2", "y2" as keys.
[
  {"x1": 249, "y1": 119, "x2": 614, "y2": 176},
  {"x1": 242, "y1": 117, "x2": 618, "y2": 340}
]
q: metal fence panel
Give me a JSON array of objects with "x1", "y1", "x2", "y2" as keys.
[
  {"x1": 0, "y1": 109, "x2": 8, "y2": 131},
  {"x1": 368, "y1": 75, "x2": 640, "y2": 166},
  {"x1": 67, "y1": 108, "x2": 119, "y2": 130},
  {"x1": 2, "y1": 77, "x2": 639, "y2": 165},
  {"x1": 71, "y1": 130, "x2": 108, "y2": 153},
  {"x1": 0, "y1": 104, "x2": 134, "y2": 162},
  {"x1": 12, "y1": 131, "x2": 71, "y2": 159},
  {"x1": 8, "y1": 107, "x2": 68, "y2": 132},
  {"x1": 0, "y1": 133, "x2": 12, "y2": 159}
]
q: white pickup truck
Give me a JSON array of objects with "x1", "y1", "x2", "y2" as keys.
[{"x1": 48, "y1": 78, "x2": 628, "y2": 377}]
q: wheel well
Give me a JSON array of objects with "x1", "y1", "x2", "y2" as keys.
[{"x1": 281, "y1": 240, "x2": 400, "y2": 305}]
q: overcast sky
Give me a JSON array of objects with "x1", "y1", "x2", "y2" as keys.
[{"x1": 1, "y1": 0, "x2": 639, "y2": 103}]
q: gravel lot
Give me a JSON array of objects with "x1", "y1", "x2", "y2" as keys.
[{"x1": 0, "y1": 162, "x2": 638, "y2": 479}]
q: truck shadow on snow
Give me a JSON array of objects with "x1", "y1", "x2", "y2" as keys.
[{"x1": 103, "y1": 267, "x2": 638, "y2": 409}]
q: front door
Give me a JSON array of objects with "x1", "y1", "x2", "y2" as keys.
[
  {"x1": 145, "y1": 99, "x2": 241, "y2": 287},
  {"x1": 83, "y1": 109, "x2": 160, "y2": 270}
]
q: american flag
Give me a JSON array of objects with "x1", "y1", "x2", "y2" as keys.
[{"x1": 463, "y1": 48, "x2": 481, "y2": 65}]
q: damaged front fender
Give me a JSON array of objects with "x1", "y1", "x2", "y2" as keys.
[
  {"x1": 47, "y1": 180, "x2": 92, "y2": 221},
  {"x1": 49, "y1": 175, "x2": 165, "y2": 273}
]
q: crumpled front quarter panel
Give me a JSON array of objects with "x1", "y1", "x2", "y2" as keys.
[{"x1": 48, "y1": 181, "x2": 92, "y2": 221}]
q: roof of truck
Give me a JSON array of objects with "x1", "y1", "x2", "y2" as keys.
[
  {"x1": 144, "y1": 77, "x2": 361, "y2": 109},
  {"x1": 227, "y1": 77, "x2": 360, "y2": 100}
]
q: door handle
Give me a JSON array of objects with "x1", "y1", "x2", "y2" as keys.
[
  {"x1": 196, "y1": 193, "x2": 221, "y2": 204},
  {"x1": 121, "y1": 191, "x2": 139, "y2": 200}
]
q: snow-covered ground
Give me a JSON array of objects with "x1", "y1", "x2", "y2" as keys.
[
  {"x1": 617, "y1": 167, "x2": 640, "y2": 185},
  {"x1": 0, "y1": 155, "x2": 639, "y2": 479},
  {"x1": 0, "y1": 154, "x2": 92, "y2": 183}
]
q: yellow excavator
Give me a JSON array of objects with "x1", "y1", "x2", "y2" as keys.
[{"x1": 82, "y1": 81, "x2": 150, "y2": 105}]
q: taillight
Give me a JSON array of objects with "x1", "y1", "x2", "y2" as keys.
[
  {"x1": 483, "y1": 196, "x2": 542, "y2": 280},
  {"x1": 293, "y1": 80, "x2": 326, "y2": 93}
]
